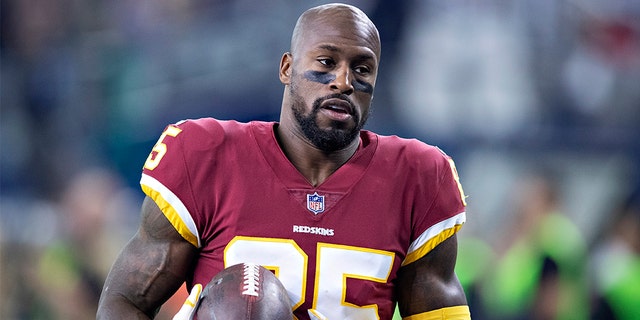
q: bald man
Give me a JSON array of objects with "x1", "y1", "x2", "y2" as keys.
[{"x1": 97, "y1": 3, "x2": 470, "y2": 319}]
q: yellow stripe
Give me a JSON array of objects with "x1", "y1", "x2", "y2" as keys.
[
  {"x1": 141, "y1": 184, "x2": 199, "y2": 247},
  {"x1": 402, "y1": 225, "x2": 462, "y2": 266},
  {"x1": 403, "y1": 306, "x2": 470, "y2": 320}
]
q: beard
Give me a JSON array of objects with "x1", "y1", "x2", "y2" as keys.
[{"x1": 289, "y1": 85, "x2": 369, "y2": 153}]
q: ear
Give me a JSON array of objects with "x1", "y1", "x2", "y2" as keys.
[{"x1": 279, "y1": 52, "x2": 292, "y2": 85}]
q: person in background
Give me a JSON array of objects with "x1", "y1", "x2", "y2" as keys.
[
  {"x1": 589, "y1": 191, "x2": 640, "y2": 320},
  {"x1": 481, "y1": 172, "x2": 587, "y2": 320}
]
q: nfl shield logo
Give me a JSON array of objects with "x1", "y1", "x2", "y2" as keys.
[{"x1": 306, "y1": 192, "x2": 325, "y2": 214}]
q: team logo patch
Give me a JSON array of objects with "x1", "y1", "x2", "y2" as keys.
[{"x1": 306, "y1": 192, "x2": 325, "y2": 214}]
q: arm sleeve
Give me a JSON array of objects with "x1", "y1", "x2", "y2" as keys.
[
  {"x1": 403, "y1": 149, "x2": 467, "y2": 266},
  {"x1": 140, "y1": 123, "x2": 201, "y2": 247}
]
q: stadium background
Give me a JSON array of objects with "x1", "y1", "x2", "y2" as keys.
[{"x1": 1, "y1": 0, "x2": 639, "y2": 319}]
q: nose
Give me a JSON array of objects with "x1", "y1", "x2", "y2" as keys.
[{"x1": 330, "y1": 65, "x2": 354, "y2": 95}]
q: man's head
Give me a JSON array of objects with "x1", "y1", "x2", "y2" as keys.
[{"x1": 279, "y1": 3, "x2": 381, "y2": 152}]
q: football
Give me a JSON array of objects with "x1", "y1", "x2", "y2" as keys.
[{"x1": 195, "y1": 263, "x2": 293, "y2": 320}]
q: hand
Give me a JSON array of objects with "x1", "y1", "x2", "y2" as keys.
[{"x1": 172, "y1": 284, "x2": 203, "y2": 320}]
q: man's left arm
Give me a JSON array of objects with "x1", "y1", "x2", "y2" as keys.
[{"x1": 395, "y1": 234, "x2": 470, "y2": 319}]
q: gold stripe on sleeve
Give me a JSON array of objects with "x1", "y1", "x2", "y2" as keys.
[
  {"x1": 403, "y1": 306, "x2": 470, "y2": 320},
  {"x1": 402, "y1": 224, "x2": 462, "y2": 266},
  {"x1": 140, "y1": 174, "x2": 201, "y2": 247}
]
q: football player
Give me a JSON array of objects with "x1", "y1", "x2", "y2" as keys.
[{"x1": 97, "y1": 3, "x2": 470, "y2": 319}]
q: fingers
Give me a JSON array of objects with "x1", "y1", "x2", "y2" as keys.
[{"x1": 172, "y1": 284, "x2": 203, "y2": 320}]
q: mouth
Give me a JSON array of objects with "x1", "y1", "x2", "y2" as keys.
[{"x1": 320, "y1": 98, "x2": 354, "y2": 116}]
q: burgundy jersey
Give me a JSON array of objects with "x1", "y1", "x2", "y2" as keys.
[{"x1": 140, "y1": 118, "x2": 467, "y2": 320}]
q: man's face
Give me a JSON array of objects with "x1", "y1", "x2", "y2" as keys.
[{"x1": 285, "y1": 14, "x2": 379, "y2": 152}]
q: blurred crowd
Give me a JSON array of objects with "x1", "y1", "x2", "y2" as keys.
[{"x1": 1, "y1": 0, "x2": 639, "y2": 319}]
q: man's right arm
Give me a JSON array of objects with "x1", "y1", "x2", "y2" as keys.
[{"x1": 97, "y1": 196, "x2": 198, "y2": 319}]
